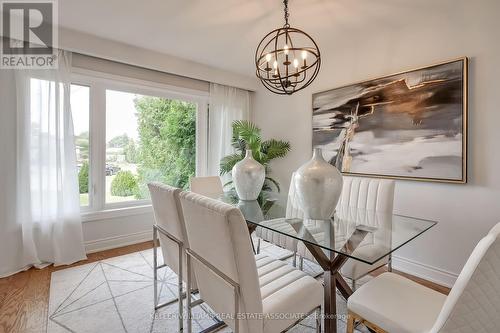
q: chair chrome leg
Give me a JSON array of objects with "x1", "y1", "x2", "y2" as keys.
[
  {"x1": 153, "y1": 224, "x2": 188, "y2": 331},
  {"x1": 234, "y1": 286, "x2": 239, "y2": 333},
  {"x1": 197, "y1": 321, "x2": 226, "y2": 333},
  {"x1": 292, "y1": 251, "x2": 297, "y2": 267},
  {"x1": 156, "y1": 292, "x2": 188, "y2": 308},
  {"x1": 153, "y1": 226, "x2": 159, "y2": 309},
  {"x1": 187, "y1": 254, "x2": 192, "y2": 333},
  {"x1": 388, "y1": 254, "x2": 393, "y2": 272},
  {"x1": 298, "y1": 256, "x2": 304, "y2": 271},
  {"x1": 178, "y1": 239, "x2": 183, "y2": 332},
  {"x1": 256, "y1": 238, "x2": 261, "y2": 254},
  {"x1": 186, "y1": 249, "x2": 230, "y2": 333},
  {"x1": 315, "y1": 307, "x2": 321, "y2": 333},
  {"x1": 352, "y1": 278, "x2": 356, "y2": 291}
]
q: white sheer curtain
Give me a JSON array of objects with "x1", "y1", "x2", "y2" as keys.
[
  {"x1": 207, "y1": 83, "x2": 250, "y2": 177},
  {"x1": 6, "y1": 50, "x2": 86, "y2": 275}
]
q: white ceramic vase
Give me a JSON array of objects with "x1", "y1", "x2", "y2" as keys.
[
  {"x1": 294, "y1": 148, "x2": 343, "y2": 219},
  {"x1": 237, "y1": 200, "x2": 264, "y2": 221},
  {"x1": 232, "y1": 150, "x2": 265, "y2": 201}
]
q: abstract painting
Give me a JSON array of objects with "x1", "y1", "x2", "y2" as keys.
[{"x1": 312, "y1": 58, "x2": 467, "y2": 183}]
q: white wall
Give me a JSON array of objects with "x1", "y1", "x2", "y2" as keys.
[
  {"x1": 253, "y1": 0, "x2": 500, "y2": 286},
  {"x1": 82, "y1": 211, "x2": 153, "y2": 253},
  {"x1": 59, "y1": 28, "x2": 258, "y2": 92}
]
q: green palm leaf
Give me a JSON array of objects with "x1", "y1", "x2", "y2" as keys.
[
  {"x1": 233, "y1": 120, "x2": 261, "y2": 139},
  {"x1": 231, "y1": 120, "x2": 260, "y2": 149},
  {"x1": 262, "y1": 139, "x2": 291, "y2": 160},
  {"x1": 264, "y1": 177, "x2": 281, "y2": 192},
  {"x1": 219, "y1": 153, "x2": 243, "y2": 175}
]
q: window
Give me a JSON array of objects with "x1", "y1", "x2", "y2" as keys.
[
  {"x1": 105, "y1": 89, "x2": 196, "y2": 204},
  {"x1": 71, "y1": 84, "x2": 90, "y2": 207},
  {"x1": 70, "y1": 72, "x2": 208, "y2": 215}
]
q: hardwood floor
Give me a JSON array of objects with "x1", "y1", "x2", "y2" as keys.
[{"x1": 0, "y1": 242, "x2": 450, "y2": 333}]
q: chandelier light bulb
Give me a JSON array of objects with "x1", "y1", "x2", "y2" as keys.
[
  {"x1": 293, "y1": 59, "x2": 299, "y2": 68},
  {"x1": 265, "y1": 53, "x2": 272, "y2": 62},
  {"x1": 301, "y1": 50, "x2": 308, "y2": 59},
  {"x1": 284, "y1": 44, "x2": 289, "y2": 55},
  {"x1": 273, "y1": 60, "x2": 278, "y2": 69}
]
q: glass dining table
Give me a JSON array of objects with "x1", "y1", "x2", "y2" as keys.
[{"x1": 217, "y1": 191, "x2": 437, "y2": 333}]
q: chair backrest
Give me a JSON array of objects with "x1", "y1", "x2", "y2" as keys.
[
  {"x1": 179, "y1": 191, "x2": 263, "y2": 333},
  {"x1": 257, "y1": 172, "x2": 302, "y2": 250},
  {"x1": 338, "y1": 177, "x2": 395, "y2": 250},
  {"x1": 289, "y1": 175, "x2": 395, "y2": 216},
  {"x1": 148, "y1": 182, "x2": 195, "y2": 286},
  {"x1": 337, "y1": 176, "x2": 395, "y2": 213},
  {"x1": 190, "y1": 176, "x2": 223, "y2": 198},
  {"x1": 430, "y1": 222, "x2": 500, "y2": 333}
]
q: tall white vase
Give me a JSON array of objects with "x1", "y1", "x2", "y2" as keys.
[
  {"x1": 232, "y1": 150, "x2": 265, "y2": 200},
  {"x1": 295, "y1": 148, "x2": 343, "y2": 219},
  {"x1": 237, "y1": 200, "x2": 265, "y2": 221}
]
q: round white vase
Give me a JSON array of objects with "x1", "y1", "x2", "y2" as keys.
[
  {"x1": 232, "y1": 149, "x2": 265, "y2": 201},
  {"x1": 294, "y1": 148, "x2": 343, "y2": 220}
]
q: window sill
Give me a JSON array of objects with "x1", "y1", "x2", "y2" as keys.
[{"x1": 81, "y1": 204, "x2": 153, "y2": 222}]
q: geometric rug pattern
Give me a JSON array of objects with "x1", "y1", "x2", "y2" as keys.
[{"x1": 48, "y1": 239, "x2": 368, "y2": 332}]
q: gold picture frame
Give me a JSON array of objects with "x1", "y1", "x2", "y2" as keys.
[{"x1": 312, "y1": 57, "x2": 468, "y2": 184}]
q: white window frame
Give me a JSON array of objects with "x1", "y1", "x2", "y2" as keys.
[
  {"x1": 72, "y1": 68, "x2": 209, "y2": 221},
  {"x1": 70, "y1": 82, "x2": 93, "y2": 211}
]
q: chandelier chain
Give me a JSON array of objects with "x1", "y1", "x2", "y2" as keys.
[{"x1": 283, "y1": 0, "x2": 289, "y2": 27}]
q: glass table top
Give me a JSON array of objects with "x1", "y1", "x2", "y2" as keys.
[{"x1": 218, "y1": 191, "x2": 437, "y2": 265}]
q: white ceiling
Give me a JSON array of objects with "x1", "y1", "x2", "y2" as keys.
[{"x1": 58, "y1": 0, "x2": 456, "y2": 77}]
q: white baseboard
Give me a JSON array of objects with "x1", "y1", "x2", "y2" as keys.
[
  {"x1": 392, "y1": 255, "x2": 458, "y2": 288},
  {"x1": 84, "y1": 230, "x2": 152, "y2": 254}
]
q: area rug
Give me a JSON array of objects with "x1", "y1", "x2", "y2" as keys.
[{"x1": 47, "y1": 239, "x2": 369, "y2": 332}]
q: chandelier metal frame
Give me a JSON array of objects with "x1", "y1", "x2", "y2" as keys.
[{"x1": 255, "y1": 0, "x2": 321, "y2": 95}]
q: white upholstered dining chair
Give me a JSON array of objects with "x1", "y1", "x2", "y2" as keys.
[
  {"x1": 148, "y1": 182, "x2": 195, "y2": 332},
  {"x1": 179, "y1": 191, "x2": 323, "y2": 333},
  {"x1": 254, "y1": 172, "x2": 302, "y2": 263},
  {"x1": 347, "y1": 222, "x2": 500, "y2": 333},
  {"x1": 296, "y1": 176, "x2": 395, "y2": 289},
  {"x1": 189, "y1": 176, "x2": 223, "y2": 197}
]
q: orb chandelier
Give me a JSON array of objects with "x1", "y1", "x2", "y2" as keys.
[{"x1": 255, "y1": 0, "x2": 321, "y2": 95}]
